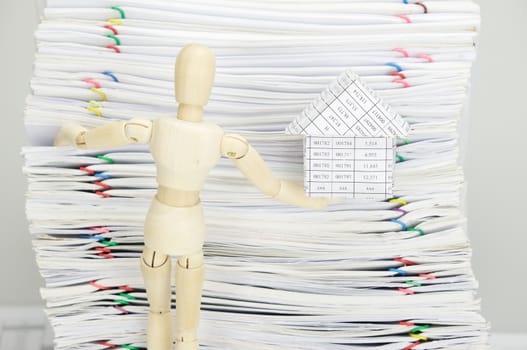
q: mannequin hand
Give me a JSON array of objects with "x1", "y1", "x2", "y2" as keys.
[{"x1": 54, "y1": 123, "x2": 87, "y2": 147}]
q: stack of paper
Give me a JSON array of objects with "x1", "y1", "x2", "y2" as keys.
[{"x1": 24, "y1": 0, "x2": 488, "y2": 349}]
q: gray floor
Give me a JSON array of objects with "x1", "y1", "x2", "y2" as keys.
[
  {"x1": 0, "y1": 307, "x2": 53, "y2": 350},
  {"x1": 0, "y1": 326, "x2": 53, "y2": 350}
]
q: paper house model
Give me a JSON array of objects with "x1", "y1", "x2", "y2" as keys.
[{"x1": 286, "y1": 70, "x2": 409, "y2": 200}]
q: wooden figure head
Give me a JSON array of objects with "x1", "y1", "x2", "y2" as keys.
[{"x1": 175, "y1": 44, "x2": 216, "y2": 122}]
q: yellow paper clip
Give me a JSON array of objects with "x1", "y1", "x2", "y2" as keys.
[
  {"x1": 389, "y1": 198, "x2": 408, "y2": 206},
  {"x1": 410, "y1": 333, "x2": 428, "y2": 342},
  {"x1": 90, "y1": 87, "x2": 108, "y2": 101},
  {"x1": 86, "y1": 106, "x2": 102, "y2": 117},
  {"x1": 108, "y1": 18, "x2": 123, "y2": 26}
]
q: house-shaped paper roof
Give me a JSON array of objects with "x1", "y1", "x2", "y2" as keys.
[
  {"x1": 286, "y1": 70, "x2": 409, "y2": 200},
  {"x1": 286, "y1": 70, "x2": 409, "y2": 138}
]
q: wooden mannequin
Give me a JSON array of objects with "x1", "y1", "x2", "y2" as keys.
[{"x1": 54, "y1": 44, "x2": 331, "y2": 350}]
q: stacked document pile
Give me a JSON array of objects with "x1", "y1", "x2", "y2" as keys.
[{"x1": 24, "y1": 0, "x2": 488, "y2": 349}]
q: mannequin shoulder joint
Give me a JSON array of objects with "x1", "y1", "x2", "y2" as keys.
[{"x1": 124, "y1": 119, "x2": 153, "y2": 144}]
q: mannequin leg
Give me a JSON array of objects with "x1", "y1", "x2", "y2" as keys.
[
  {"x1": 174, "y1": 250, "x2": 204, "y2": 350},
  {"x1": 141, "y1": 246, "x2": 173, "y2": 350}
]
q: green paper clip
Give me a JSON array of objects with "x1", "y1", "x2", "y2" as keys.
[
  {"x1": 106, "y1": 34, "x2": 121, "y2": 45},
  {"x1": 121, "y1": 345, "x2": 138, "y2": 350},
  {"x1": 97, "y1": 155, "x2": 114, "y2": 164},
  {"x1": 111, "y1": 6, "x2": 126, "y2": 19},
  {"x1": 399, "y1": 137, "x2": 411, "y2": 145},
  {"x1": 407, "y1": 227, "x2": 425, "y2": 235},
  {"x1": 405, "y1": 280, "x2": 422, "y2": 287},
  {"x1": 410, "y1": 324, "x2": 430, "y2": 334},
  {"x1": 119, "y1": 292, "x2": 136, "y2": 300},
  {"x1": 102, "y1": 240, "x2": 118, "y2": 247}
]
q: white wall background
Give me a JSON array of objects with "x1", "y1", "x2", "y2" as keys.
[
  {"x1": 1, "y1": 0, "x2": 525, "y2": 338},
  {"x1": 467, "y1": 0, "x2": 527, "y2": 335}
]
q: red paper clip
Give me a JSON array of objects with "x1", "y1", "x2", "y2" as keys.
[
  {"x1": 419, "y1": 273, "x2": 436, "y2": 280},
  {"x1": 403, "y1": 341, "x2": 421, "y2": 350},
  {"x1": 96, "y1": 191, "x2": 111, "y2": 198},
  {"x1": 95, "y1": 247, "x2": 111, "y2": 253},
  {"x1": 114, "y1": 305, "x2": 129, "y2": 314},
  {"x1": 418, "y1": 54, "x2": 433, "y2": 63},
  {"x1": 80, "y1": 167, "x2": 95, "y2": 175},
  {"x1": 83, "y1": 78, "x2": 101, "y2": 89},
  {"x1": 398, "y1": 14, "x2": 412, "y2": 23},
  {"x1": 393, "y1": 48, "x2": 410, "y2": 57},
  {"x1": 90, "y1": 227, "x2": 110, "y2": 234},
  {"x1": 98, "y1": 340, "x2": 117, "y2": 348},
  {"x1": 94, "y1": 181, "x2": 111, "y2": 190},
  {"x1": 394, "y1": 79, "x2": 410, "y2": 88},
  {"x1": 106, "y1": 45, "x2": 121, "y2": 53},
  {"x1": 390, "y1": 72, "x2": 407, "y2": 79},
  {"x1": 103, "y1": 24, "x2": 119, "y2": 35},
  {"x1": 90, "y1": 280, "x2": 111, "y2": 290},
  {"x1": 394, "y1": 258, "x2": 417, "y2": 266},
  {"x1": 119, "y1": 286, "x2": 134, "y2": 292},
  {"x1": 398, "y1": 287, "x2": 415, "y2": 295}
]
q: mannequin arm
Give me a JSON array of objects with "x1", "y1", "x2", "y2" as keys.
[
  {"x1": 221, "y1": 134, "x2": 330, "y2": 209},
  {"x1": 54, "y1": 119, "x2": 153, "y2": 149}
]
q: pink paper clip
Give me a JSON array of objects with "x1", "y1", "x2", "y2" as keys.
[{"x1": 83, "y1": 78, "x2": 101, "y2": 89}]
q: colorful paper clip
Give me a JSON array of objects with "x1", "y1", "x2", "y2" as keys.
[
  {"x1": 393, "y1": 48, "x2": 410, "y2": 57},
  {"x1": 113, "y1": 305, "x2": 129, "y2": 314},
  {"x1": 80, "y1": 166, "x2": 95, "y2": 175},
  {"x1": 111, "y1": 6, "x2": 126, "y2": 19},
  {"x1": 392, "y1": 207, "x2": 409, "y2": 215},
  {"x1": 83, "y1": 78, "x2": 101, "y2": 88},
  {"x1": 390, "y1": 72, "x2": 407, "y2": 79},
  {"x1": 389, "y1": 198, "x2": 408, "y2": 206},
  {"x1": 106, "y1": 34, "x2": 121, "y2": 46},
  {"x1": 106, "y1": 45, "x2": 121, "y2": 53},
  {"x1": 403, "y1": 342, "x2": 421, "y2": 350},
  {"x1": 405, "y1": 280, "x2": 422, "y2": 287},
  {"x1": 108, "y1": 18, "x2": 123, "y2": 26},
  {"x1": 98, "y1": 340, "x2": 117, "y2": 348},
  {"x1": 418, "y1": 53, "x2": 433, "y2": 63},
  {"x1": 399, "y1": 137, "x2": 411, "y2": 144},
  {"x1": 398, "y1": 287, "x2": 415, "y2": 295},
  {"x1": 407, "y1": 227, "x2": 426, "y2": 235},
  {"x1": 102, "y1": 71, "x2": 120, "y2": 82},
  {"x1": 103, "y1": 24, "x2": 119, "y2": 35},
  {"x1": 394, "y1": 257, "x2": 416, "y2": 265},
  {"x1": 90, "y1": 280, "x2": 111, "y2": 290},
  {"x1": 91, "y1": 87, "x2": 108, "y2": 101},
  {"x1": 416, "y1": 2, "x2": 428, "y2": 13},
  {"x1": 94, "y1": 181, "x2": 111, "y2": 190},
  {"x1": 398, "y1": 14, "x2": 412, "y2": 23},
  {"x1": 391, "y1": 218, "x2": 407, "y2": 231},
  {"x1": 86, "y1": 106, "x2": 102, "y2": 117},
  {"x1": 97, "y1": 155, "x2": 115, "y2": 163},
  {"x1": 394, "y1": 79, "x2": 410, "y2": 88},
  {"x1": 386, "y1": 62, "x2": 403, "y2": 72},
  {"x1": 389, "y1": 267, "x2": 408, "y2": 276}
]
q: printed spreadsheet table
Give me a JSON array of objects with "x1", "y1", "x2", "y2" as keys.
[
  {"x1": 305, "y1": 136, "x2": 395, "y2": 199},
  {"x1": 288, "y1": 70, "x2": 408, "y2": 138}
]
